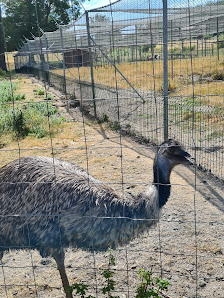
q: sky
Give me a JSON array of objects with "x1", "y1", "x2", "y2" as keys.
[
  {"x1": 82, "y1": 0, "x2": 217, "y2": 11},
  {"x1": 83, "y1": 0, "x2": 118, "y2": 10}
]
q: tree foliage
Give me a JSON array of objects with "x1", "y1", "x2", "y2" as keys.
[
  {"x1": 0, "y1": 6, "x2": 7, "y2": 70},
  {"x1": 3, "y1": 0, "x2": 82, "y2": 51}
]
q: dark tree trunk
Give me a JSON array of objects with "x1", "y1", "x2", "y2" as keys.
[{"x1": 0, "y1": 6, "x2": 7, "y2": 71}]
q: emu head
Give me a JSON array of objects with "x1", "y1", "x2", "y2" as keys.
[
  {"x1": 153, "y1": 139, "x2": 192, "y2": 186},
  {"x1": 158, "y1": 139, "x2": 192, "y2": 169}
]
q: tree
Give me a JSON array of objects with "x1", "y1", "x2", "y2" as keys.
[
  {"x1": 0, "y1": 5, "x2": 7, "y2": 70},
  {"x1": 3, "y1": 0, "x2": 83, "y2": 51}
]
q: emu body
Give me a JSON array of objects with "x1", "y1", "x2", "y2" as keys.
[{"x1": 0, "y1": 139, "x2": 191, "y2": 297}]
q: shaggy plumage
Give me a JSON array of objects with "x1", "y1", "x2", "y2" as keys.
[{"x1": 0, "y1": 139, "x2": 191, "y2": 297}]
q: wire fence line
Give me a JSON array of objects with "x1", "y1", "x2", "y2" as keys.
[
  {"x1": 13, "y1": 0, "x2": 224, "y2": 181},
  {"x1": 0, "y1": 0, "x2": 224, "y2": 297}
]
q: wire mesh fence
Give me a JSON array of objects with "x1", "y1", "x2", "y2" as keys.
[
  {"x1": 14, "y1": 0, "x2": 224, "y2": 181},
  {"x1": 1, "y1": 0, "x2": 224, "y2": 297}
]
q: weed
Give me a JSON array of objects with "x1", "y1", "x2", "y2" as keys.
[
  {"x1": 111, "y1": 121, "x2": 121, "y2": 131},
  {"x1": 12, "y1": 108, "x2": 29, "y2": 138},
  {"x1": 46, "y1": 93, "x2": 53, "y2": 100},
  {"x1": 136, "y1": 269, "x2": 170, "y2": 298},
  {"x1": 101, "y1": 250, "x2": 118, "y2": 298},
  {"x1": 69, "y1": 250, "x2": 170, "y2": 298},
  {"x1": 37, "y1": 88, "x2": 45, "y2": 95},
  {"x1": 69, "y1": 283, "x2": 93, "y2": 298},
  {"x1": 98, "y1": 114, "x2": 109, "y2": 123}
]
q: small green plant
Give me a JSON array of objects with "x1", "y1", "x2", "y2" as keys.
[
  {"x1": 136, "y1": 269, "x2": 170, "y2": 298},
  {"x1": 111, "y1": 121, "x2": 121, "y2": 131},
  {"x1": 69, "y1": 283, "x2": 94, "y2": 298},
  {"x1": 98, "y1": 114, "x2": 109, "y2": 123},
  {"x1": 12, "y1": 108, "x2": 29, "y2": 138},
  {"x1": 46, "y1": 93, "x2": 53, "y2": 100},
  {"x1": 68, "y1": 251, "x2": 170, "y2": 298},
  {"x1": 37, "y1": 88, "x2": 45, "y2": 95},
  {"x1": 101, "y1": 250, "x2": 119, "y2": 298}
]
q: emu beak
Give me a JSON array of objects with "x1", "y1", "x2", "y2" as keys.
[{"x1": 183, "y1": 151, "x2": 195, "y2": 165}]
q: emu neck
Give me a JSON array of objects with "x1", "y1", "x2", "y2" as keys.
[{"x1": 153, "y1": 154, "x2": 171, "y2": 208}]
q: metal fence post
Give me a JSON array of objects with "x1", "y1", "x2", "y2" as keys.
[
  {"x1": 171, "y1": 20, "x2": 173, "y2": 79},
  {"x1": 60, "y1": 26, "x2": 67, "y2": 94},
  {"x1": 197, "y1": 39, "x2": 199, "y2": 56},
  {"x1": 135, "y1": 25, "x2": 138, "y2": 62},
  {"x1": 44, "y1": 34, "x2": 49, "y2": 72},
  {"x1": 217, "y1": 17, "x2": 219, "y2": 60},
  {"x1": 86, "y1": 11, "x2": 97, "y2": 118},
  {"x1": 163, "y1": 0, "x2": 168, "y2": 140},
  {"x1": 27, "y1": 41, "x2": 32, "y2": 67}
]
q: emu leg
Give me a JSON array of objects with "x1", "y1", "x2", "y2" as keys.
[{"x1": 53, "y1": 251, "x2": 73, "y2": 298}]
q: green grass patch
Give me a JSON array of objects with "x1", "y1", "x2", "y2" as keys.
[
  {"x1": 0, "y1": 102, "x2": 63, "y2": 140},
  {"x1": 0, "y1": 80, "x2": 25, "y2": 103},
  {"x1": 0, "y1": 82, "x2": 63, "y2": 142}
]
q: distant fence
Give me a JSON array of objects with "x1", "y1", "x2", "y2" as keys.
[{"x1": 14, "y1": 0, "x2": 224, "y2": 180}]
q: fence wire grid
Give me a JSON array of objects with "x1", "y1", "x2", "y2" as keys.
[{"x1": 0, "y1": 0, "x2": 224, "y2": 297}]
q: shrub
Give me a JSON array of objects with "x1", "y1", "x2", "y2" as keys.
[
  {"x1": 218, "y1": 40, "x2": 224, "y2": 49},
  {"x1": 211, "y1": 70, "x2": 224, "y2": 80},
  {"x1": 142, "y1": 44, "x2": 156, "y2": 53},
  {"x1": 12, "y1": 108, "x2": 29, "y2": 138},
  {"x1": 0, "y1": 69, "x2": 7, "y2": 78}
]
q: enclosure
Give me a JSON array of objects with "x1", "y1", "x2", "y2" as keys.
[{"x1": 1, "y1": 0, "x2": 224, "y2": 297}]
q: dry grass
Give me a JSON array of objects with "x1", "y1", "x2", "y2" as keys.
[
  {"x1": 53, "y1": 55, "x2": 224, "y2": 104},
  {"x1": 5, "y1": 52, "x2": 17, "y2": 71}
]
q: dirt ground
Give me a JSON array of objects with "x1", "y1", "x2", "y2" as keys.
[{"x1": 0, "y1": 75, "x2": 223, "y2": 297}]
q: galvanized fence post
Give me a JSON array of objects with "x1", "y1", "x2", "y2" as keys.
[
  {"x1": 163, "y1": 0, "x2": 168, "y2": 140},
  {"x1": 217, "y1": 17, "x2": 219, "y2": 60},
  {"x1": 44, "y1": 34, "x2": 49, "y2": 72},
  {"x1": 86, "y1": 11, "x2": 97, "y2": 119},
  {"x1": 60, "y1": 26, "x2": 67, "y2": 94},
  {"x1": 27, "y1": 41, "x2": 32, "y2": 68},
  {"x1": 171, "y1": 20, "x2": 173, "y2": 80}
]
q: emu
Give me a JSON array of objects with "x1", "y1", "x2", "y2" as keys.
[
  {"x1": 0, "y1": 139, "x2": 191, "y2": 297},
  {"x1": 147, "y1": 54, "x2": 160, "y2": 61}
]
